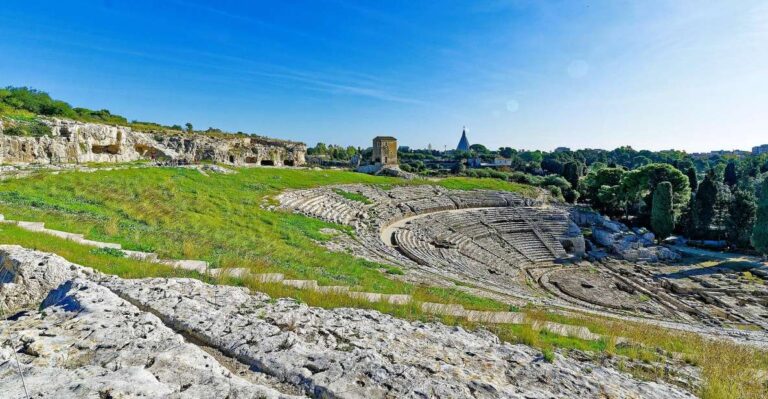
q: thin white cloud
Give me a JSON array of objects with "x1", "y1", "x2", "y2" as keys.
[{"x1": 4, "y1": 26, "x2": 425, "y2": 105}]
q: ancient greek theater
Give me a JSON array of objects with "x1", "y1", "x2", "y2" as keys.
[{"x1": 279, "y1": 184, "x2": 768, "y2": 343}]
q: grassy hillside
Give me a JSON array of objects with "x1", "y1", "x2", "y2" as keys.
[
  {"x1": 0, "y1": 167, "x2": 533, "y2": 299},
  {"x1": 0, "y1": 166, "x2": 766, "y2": 398}
]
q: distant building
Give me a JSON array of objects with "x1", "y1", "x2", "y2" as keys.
[
  {"x1": 468, "y1": 156, "x2": 512, "y2": 168},
  {"x1": 691, "y1": 149, "x2": 752, "y2": 159},
  {"x1": 753, "y1": 144, "x2": 768, "y2": 155},
  {"x1": 493, "y1": 157, "x2": 512, "y2": 166},
  {"x1": 554, "y1": 147, "x2": 571, "y2": 153},
  {"x1": 372, "y1": 136, "x2": 398, "y2": 165},
  {"x1": 456, "y1": 127, "x2": 470, "y2": 152}
]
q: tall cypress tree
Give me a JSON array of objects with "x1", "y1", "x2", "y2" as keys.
[
  {"x1": 728, "y1": 188, "x2": 757, "y2": 249},
  {"x1": 562, "y1": 161, "x2": 582, "y2": 191},
  {"x1": 693, "y1": 172, "x2": 718, "y2": 238},
  {"x1": 686, "y1": 167, "x2": 698, "y2": 192},
  {"x1": 752, "y1": 179, "x2": 768, "y2": 257},
  {"x1": 724, "y1": 162, "x2": 738, "y2": 187},
  {"x1": 651, "y1": 181, "x2": 674, "y2": 242}
]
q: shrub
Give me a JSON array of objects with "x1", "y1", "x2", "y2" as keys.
[
  {"x1": 89, "y1": 247, "x2": 125, "y2": 258},
  {"x1": 27, "y1": 121, "x2": 52, "y2": 137},
  {"x1": 1, "y1": 121, "x2": 52, "y2": 137},
  {"x1": 2, "y1": 125, "x2": 25, "y2": 136}
]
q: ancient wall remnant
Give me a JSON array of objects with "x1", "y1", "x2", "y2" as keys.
[{"x1": 0, "y1": 118, "x2": 307, "y2": 166}]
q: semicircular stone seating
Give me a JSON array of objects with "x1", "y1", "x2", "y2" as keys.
[{"x1": 278, "y1": 184, "x2": 586, "y2": 295}]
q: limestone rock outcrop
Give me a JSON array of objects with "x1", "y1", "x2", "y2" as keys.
[
  {"x1": 0, "y1": 118, "x2": 306, "y2": 166},
  {"x1": 570, "y1": 208, "x2": 680, "y2": 262},
  {"x1": 0, "y1": 245, "x2": 695, "y2": 398}
]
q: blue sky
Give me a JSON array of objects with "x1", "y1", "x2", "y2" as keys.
[{"x1": 2, "y1": 1, "x2": 767, "y2": 152}]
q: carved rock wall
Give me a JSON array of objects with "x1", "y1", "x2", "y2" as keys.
[{"x1": 0, "y1": 118, "x2": 306, "y2": 166}]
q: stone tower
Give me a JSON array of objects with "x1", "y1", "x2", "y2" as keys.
[
  {"x1": 456, "y1": 127, "x2": 470, "y2": 152},
  {"x1": 372, "y1": 136, "x2": 397, "y2": 166}
]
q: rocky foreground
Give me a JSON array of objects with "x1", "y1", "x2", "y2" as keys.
[{"x1": 0, "y1": 245, "x2": 695, "y2": 398}]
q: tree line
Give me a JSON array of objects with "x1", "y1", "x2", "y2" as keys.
[{"x1": 400, "y1": 143, "x2": 768, "y2": 255}]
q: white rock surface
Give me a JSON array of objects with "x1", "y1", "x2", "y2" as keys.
[
  {"x1": 1, "y1": 245, "x2": 696, "y2": 399},
  {"x1": 0, "y1": 118, "x2": 306, "y2": 166}
]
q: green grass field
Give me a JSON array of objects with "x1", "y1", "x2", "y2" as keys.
[
  {"x1": 0, "y1": 167, "x2": 533, "y2": 305},
  {"x1": 0, "y1": 165, "x2": 766, "y2": 398}
]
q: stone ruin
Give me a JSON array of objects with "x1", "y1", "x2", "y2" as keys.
[
  {"x1": 0, "y1": 118, "x2": 306, "y2": 166},
  {"x1": 278, "y1": 184, "x2": 768, "y2": 343},
  {"x1": 278, "y1": 185, "x2": 586, "y2": 297},
  {"x1": 355, "y1": 135, "x2": 421, "y2": 179}
]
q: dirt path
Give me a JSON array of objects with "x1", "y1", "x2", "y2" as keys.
[{"x1": 670, "y1": 245, "x2": 767, "y2": 266}]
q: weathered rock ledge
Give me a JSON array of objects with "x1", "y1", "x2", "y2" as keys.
[
  {"x1": 0, "y1": 117, "x2": 306, "y2": 166},
  {"x1": 0, "y1": 245, "x2": 695, "y2": 398}
]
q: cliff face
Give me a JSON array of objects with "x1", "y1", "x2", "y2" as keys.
[{"x1": 0, "y1": 118, "x2": 306, "y2": 166}]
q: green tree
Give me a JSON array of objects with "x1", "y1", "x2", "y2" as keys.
[
  {"x1": 185, "y1": 122, "x2": 194, "y2": 133},
  {"x1": 452, "y1": 150, "x2": 471, "y2": 161},
  {"x1": 596, "y1": 185, "x2": 625, "y2": 217},
  {"x1": 724, "y1": 161, "x2": 738, "y2": 187},
  {"x1": 345, "y1": 146, "x2": 357, "y2": 158},
  {"x1": 499, "y1": 147, "x2": 514, "y2": 158},
  {"x1": 451, "y1": 161, "x2": 466, "y2": 174},
  {"x1": 562, "y1": 161, "x2": 583, "y2": 190},
  {"x1": 541, "y1": 158, "x2": 564, "y2": 174},
  {"x1": 752, "y1": 179, "x2": 768, "y2": 256},
  {"x1": 632, "y1": 155, "x2": 652, "y2": 168},
  {"x1": 312, "y1": 143, "x2": 328, "y2": 155},
  {"x1": 692, "y1": 172, "x2": 722, "y2": 239},
  {"x1": 686, "y1": 167, "x2": 698, "y2": 192},
  {"x1": 651, "y1": 181, "x2": 674, "y2": 242},
  {"x1": 564, "y1": 188, "x2": 580, "y2": 204},
  {"x1": 588, "y1": 162, "x2": 608, "y2": 173},
  {"x1": 727, "y1": 188, "x2": 757, "y2": 248},
  {"x1": 469, "y1": 144, "x2": 489, "y2": 154},
  {"x1": 620, "y1": 163, "x2": 691, "y2": 220},
  {"x1": 581, "y1": 167, "x2": 625, "y2": 215}
]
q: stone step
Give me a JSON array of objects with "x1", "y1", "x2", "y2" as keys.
[
  {"x1": 252, "y1": 273, "x2": 285, "y2": 283},
  {"x1": 81, "y1": 239, "x2": 122, "y2": 249},
  {"x1": 384, "y1": 294, "x2": 412, "y2": 305},
  {"x1": 2, "y1": 214, "x2": 602, "y2": 341},
  {"x1": 532, "y1": 321, "x2": 601, "y2": 341},
  {"x1": 209, "y1": 268, "x2": 250, "y2": 278},
  {"x1": 347, "y1": 292, "x2": 412, "y2": 305},
  {"x1": 282, "y1": 279, "x2": 319, "y2": 290},
  {"x1": 13, "y1": 219, "x2": 123, "y2": 249},
  {"x1": 315, "y1": 285, "x2": 350, "y2": 294},
  {"x1": 41, "y1": 229, "x2": 85, "y2": 241},
  {"x1": 465, "y1": 310, "x2": 524, "y2": 324},
  {"x1": 421, "y1": 302, "x2": 466, "y2": 317},
  {"x1": 122, "y1": 250, "x2": 159, "y2": 262},
  {"x1": 348, "y1": 292, "x2": 384, "y2": 302},
  {"x1": 16, "y1": 221, "x2": 45, "y2": 231},
  {"x1": 160, "y1": 259, "x2": 208, "y2": 273}
]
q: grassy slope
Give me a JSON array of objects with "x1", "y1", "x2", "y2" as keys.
[
  {"x1": 0, "y1": 168, "x2": 530, "y2": 306},
  {"x1": 0, "y1": 166, "x2": 766, "y2": 398}
]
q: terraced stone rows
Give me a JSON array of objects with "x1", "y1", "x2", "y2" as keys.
[
  {"x1": 277, "y1": 185, "x2": 589, "y2": 314},
  {"x1": 394, "y1": 207, "x2": 570, "y2": 271},
  {"x1": 1, "y1": 214, "x2": 602, "y2": 340}
]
